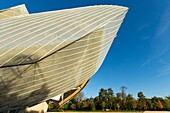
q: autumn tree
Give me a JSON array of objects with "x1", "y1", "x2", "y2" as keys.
[
  {"x1": 157, "y1": 100, "x2": 163, "y2": 110},
  {"x1": 50, "y1": 88, "x2": 170, "y2": 112},
  {"x1": 132, "y1": 99, "x2": 137, "y2": 111}
]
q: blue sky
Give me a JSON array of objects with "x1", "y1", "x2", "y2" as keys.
[{"x1": 0, "y1": 0, "x2": 170, "y2": 98}]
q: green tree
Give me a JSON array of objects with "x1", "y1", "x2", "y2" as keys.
[
  {"x1": 146, "y1": 99, "x2": 153, "y2": 110},
  {"x1": 99, "y1": 88, "x2": 108, "y2": 101},
  {"x1": 48, "y1": 102, "x2": 55, "y2": 111},
  {"x1": 117, "y1": 103, "x2": 120, "y2": 111},
  {"x1": 151, "y1": 96, "x2": 159, "y2": 110},
  {"x1": 99, "y1": 88, "x2": 109, "y2": 110},
  {"x1": 108, "y1": 88, "x2": 114, "y2": 96},
  {"x1": 76, "y1": 102, "x2": 81, "y2": 110},
  {"x1": 126, "y1": 94, "x2": 134, "y2": 110},
  {"x1": 166, "y1": 96, "x2": 170, "y2": 101},
  {"x1": 115, "y1": 93, "x2": 122, "y2": 110},
  {"x1": 138, "y1": 91, "x2": 145, "y2": 98},
  {"x1": 70, "y1": 97, "x2": 78, "y2": 104},
  {"x1": 94, "y1": 96, "x2": 101, "y2": 110},
  {"x1": 61, "y1": 87, "x2": 170, "y2": 112},
  {"x1": 70, "y1": 103, "x2": 76, "y2": 110},
  {"x1": 116, "y1": 93, "x2": 122, "y2": 100},
  {"x1": 81, "y1": 100, "x2": 88, "y2": 110},
  {"x1": 89, "y1": 97, "x2": 96, "y2": 111},
  {"x1": 102, "y1": 101, "x2": 106, "y2": 110},
  {"x1": 107, "y1": 88, "x2": 114, "y2": 110},
  {"x1": 137, "y1": 91, "x2": 146, "y2": 111},
  {"x1": 163, "y1": 98, "x2": 170, "y2": 110}
]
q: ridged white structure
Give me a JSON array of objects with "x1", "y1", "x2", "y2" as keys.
[
  {"x1": 0, "y1": 4, "x2": 128, "y2": 111},
  {"x1": 0, "y1": 4, "x2": 28, "y2": 19}
]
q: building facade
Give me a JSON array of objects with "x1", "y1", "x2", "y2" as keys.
[{"x1": 0, "y1": 4, "x2": 128, "y2": 112}]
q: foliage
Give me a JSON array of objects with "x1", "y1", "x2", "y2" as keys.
[{"x1": 49, "y1": 86, "x2": 170, "y2": 111}]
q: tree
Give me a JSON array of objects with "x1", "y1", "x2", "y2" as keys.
[
  {"x1": 48, "y1": 102, "x2": 55, "y2": 111},
  {"x1": 76, "y1": 92, "x2": 85, "y2": 102},
  {"x1": 108, "y1": 88, "x2": 114, "y2": 96},
  {"x1": 117, "y1": 103, "x2": 120, "y2": 111},
  {"x1": 102, "y1": 101, "x2": 106, "y2": 110},
  {"x1": 151, "y1": 96, "x2": 159, "y2": 110},
  {"x1": 70, "y1": 103, "x2": 76, "y2": 110},
  {"x1": 107, "y1": 88, "x2": 114, "y2": 110},
  {"x1": 126, "y1": 94, "x2": 134, "y2": 110},
  {"x1": 94, "y1": 96, "x2": 101, "y2": 110},
  {"x1": 132, "y1": 100, "x2": 137, "y2": 111},
  {"x1": 116, "y1": 93, "x2": 122, "y2": 99},
  {"x1": 137, "y1": 91, "x2": 146, "y2": 111},
  {"x1": 137, "y1": 101, "x2": 143, "y2": 110},
  {"x1": 115, "y1": 93, "x2": 121, "y2": 110},
  {"x1": 69, "y1": 97, "x2": 78, "y2": 104},
  {"x1": 146, "y1": 99, "x2": 153, "y2": 110},
  {"x1": 120, "y1": 86, "x2": 127, "y2": 110},
  {"x1": 58, "y1": 87, "x2": 170, "y2": 112},
  {"x1": 89, "y1": 97, "x2": 96, "y2": 111},
  {"x1": 163, "y1": 98, "x2": 170, "y2": 110},
  {"x1": 76, "y1": 102, "x2": 81, "y2": 110},
  {"x1": 165, "y1": 96, "x2": 170, "y2": 102},
  {"x1": 157, "y1": 100, "x2": 163, "y2": 110},
  {"x1": 99, "y1": 88, "x2": 109, "y2": 110},
  {"x1": 81, "y1": 100, "x2": 88, "y2": 110},
  {"x1": 138, "y1": 91, "x2": 145, "y2": 98},
  {"x1": 99, "y1": 88, "x2": 108, "y2": 101}
]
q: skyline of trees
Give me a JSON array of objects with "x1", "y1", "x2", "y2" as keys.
[{"x1": 48, "y1": 86, "x2": 170, "y2": 111}]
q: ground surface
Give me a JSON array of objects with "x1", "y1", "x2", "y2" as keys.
[{"x1": 47, "y1": 111, "x2": 170, "y2": 113}]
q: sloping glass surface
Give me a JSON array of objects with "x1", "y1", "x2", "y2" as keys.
[
  {"x1": 0, "y1": 4, "x2": 29, "y2": 20},
  {"x1": 0, "y1": 5, "x2": 128, "y2": 110}
]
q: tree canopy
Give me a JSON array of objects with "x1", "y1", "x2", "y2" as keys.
[{"x1": 48, "y1": 86, "x2": 170, "y2": 111}]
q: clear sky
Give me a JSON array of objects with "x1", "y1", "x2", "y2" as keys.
[{"x1": 0, "y1": 0, "x2": 170, "y2": 99}]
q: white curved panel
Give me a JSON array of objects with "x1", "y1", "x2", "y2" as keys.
[
  {"x1": 0, "y1": 4, "x2": 28, "y2": 20},
  {"x1": 0, "y1": 5, "x2": 128, "y2": 111}
]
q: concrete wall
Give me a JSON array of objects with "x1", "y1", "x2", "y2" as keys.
[{"x1": 26, "y1": 102, "x2": 48, "y2": 113}]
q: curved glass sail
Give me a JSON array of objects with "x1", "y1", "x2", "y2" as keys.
[
  {"x1": 0, "y1": 4, "x2": 128, "y2": 111},
  {"x1": 0, "y1": 4, "x2": 28, "y2": 20}
]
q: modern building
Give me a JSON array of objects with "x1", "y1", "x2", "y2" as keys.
[{"x1": 0, "y1": 4, "x2": 128, "y2": 112}]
